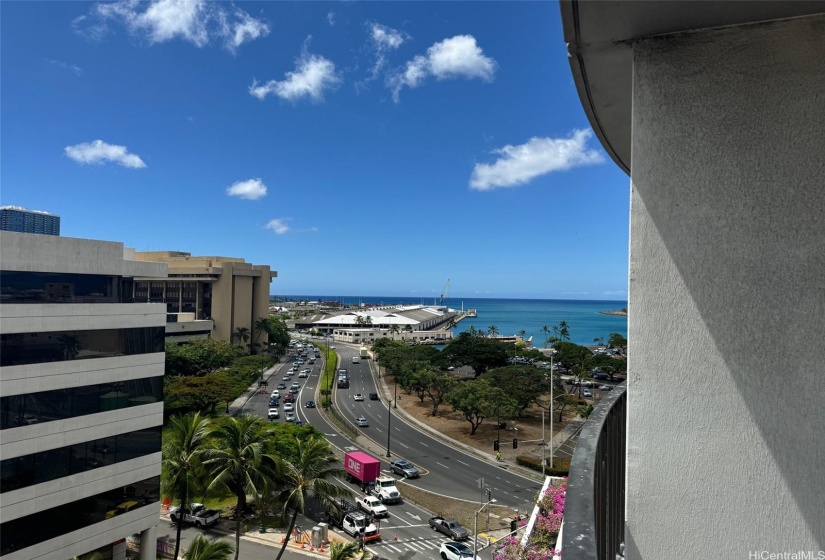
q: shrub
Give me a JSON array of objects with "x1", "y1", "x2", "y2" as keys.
[{"x1": 515, "y1": 455, "x2": 569, "y2": 476}]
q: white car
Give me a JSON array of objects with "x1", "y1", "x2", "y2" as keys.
[
  {"x1": 283, "y1": 403, "x2": 294, "y2": 412},
  {"x1": 583, "y1": 389, "x2": 592, "y2": 397},
  {"x1": 355, "y1": 416, "x2": 369, "y2": 427},
  {"x1": 439, "y1": 541, "x2": 479, "y2": 560},
  {"x1": 268, "y1": 408, "x2": 279, "y2": 420},
  {"x1": 285, "y1": 411, "x2": 296, "y2": 422},
  {"x1": 353, "y1": 393, "x2": 364, "y2": 401}
]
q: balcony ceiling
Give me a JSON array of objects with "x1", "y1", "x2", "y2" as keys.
[{"x1": 559, "y1": 0, "x2": 825, "y2": 174}]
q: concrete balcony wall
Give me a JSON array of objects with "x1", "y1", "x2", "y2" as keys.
[{"x1": 627, "y1": 15, "x2": 824, "y2": 558}]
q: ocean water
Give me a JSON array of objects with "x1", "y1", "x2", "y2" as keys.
[{"x1": 281, "y1": 296, "x2": 627, "y2": 348}]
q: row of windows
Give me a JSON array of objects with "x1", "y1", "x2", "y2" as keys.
[
  {"x1": 0, "y1": 377, "x2": 162, "y2": 430},
  {"x1": 0, "y1": 426, "x2": 161, "y2": 493},
  {"x1": 0, "y1": 476, "x2": 160, "y2": 556},
  {"x1": 0, "y1": 271, "x2": 132, "y2": 304},
  {"x1": 0, "y1": 326, "x2": 164, "y2": 367}
]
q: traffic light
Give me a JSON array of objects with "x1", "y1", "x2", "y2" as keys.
[
  {"x1": 512, "y1": 438, "x2": 518, "y2": 449},
  {"x1": 493, "y1": 440, "x2": 500, "y2": 451}
]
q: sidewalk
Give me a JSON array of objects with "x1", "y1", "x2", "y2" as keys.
[{"x1": 158, "y1": 509, "x2": 345, "y2": 558}]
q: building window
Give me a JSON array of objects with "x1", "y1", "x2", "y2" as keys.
[
  {"x1": 0, "y1": 377, "x2": 162, "y2": 430},
  {"x1": 0, "y1": 426, "x2": 161, "y2": 493},
  {"x1": 0, "y1": 326, "x2": 164, "y2": 367},
  {"x1": 149, "y1": 282, "x2": 164, "y2": 302},
  {"x1": 0, "y1": 476, "x2": 160, "y2": 556},
  {"x1": 0, "y1": 271, "x2": 127, "y2": 304}
]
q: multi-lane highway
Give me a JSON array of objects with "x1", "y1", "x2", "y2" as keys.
[{"x1": 242, "y1": 338, "x2": 544, "y2": 559}]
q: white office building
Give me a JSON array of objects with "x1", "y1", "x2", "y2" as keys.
[{"x1": 0, "y1": 231, "x2": 166, "y2": 560}]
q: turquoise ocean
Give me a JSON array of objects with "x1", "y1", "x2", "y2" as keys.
[{"x1": 282, "y1": 296, "x2": 627, "y2": 348}]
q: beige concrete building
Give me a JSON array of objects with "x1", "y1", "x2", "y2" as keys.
[{"x1": 132, "y1": 252, "x2": 276, "y2": 346}]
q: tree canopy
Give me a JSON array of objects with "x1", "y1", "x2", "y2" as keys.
[{"x1": 165, "y1": 339, "x2": 238, "y2": 377}]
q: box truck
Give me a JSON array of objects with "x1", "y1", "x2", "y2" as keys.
[{"x1": 344, "y1": 451, "x2": 381, "y2": 490}]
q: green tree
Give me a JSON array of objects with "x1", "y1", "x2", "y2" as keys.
[
  {"x1": 203, "y1": 416, "x2": 278, "y2": 560},
  {"x1": 446, "y1": 379, "x2": 517, "y2": 435},
  {"x1": 266, "y1": 316, "x2": 291, "y2": 359},
  {"x1": 162, "y1": 413, "x2": 211, "y2": 560},
  {"x1": 482, "y1": 366, "x2": 548, "y2": 414},
  {"x1": 555, "y1": 393, "x2": 581, "y2": 422},
  {"x1": 328, "y1": 540, "x2": 368, "y2": 560},
  {"x1": 444, "y1": 332, "x2": 510, "y2": 377},
  {"x1": 252, "y1": 318, "x2": 270, "y2": 353},
  {"x1": 411, "y1": 366, "x2": 458, "y2": 416},
  {"x1": 232, "y1": 327, "x2": 251, "y2": 351},
  {"x1": 487, "y1": 325, "x2": 499, "y2": 337},
  {"x1": 272, "y1": 437, "x2": 351, "y2": 560},
  {"x1": 164, "y1": 375, "x2": 235, "y2": 414},
  {"x1": 165, "y1": 339, "x2": 238, "y2": 377},
  {"x1": 388, "y1": 324, "x2": 400, "y2": 338},
  {"x1": 541, "y1": 325, "x2": 551, "y2": 348},
  {"x1": 183, "y1": 535, "x2": 234, "y2": 560},
  {"x1": 608, "y1": 332, "x2": 627, "y2": 349}
]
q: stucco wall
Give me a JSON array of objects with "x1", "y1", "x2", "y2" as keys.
[{"x1": 627, "y1": 16, "x2": 824, "y2": 557}]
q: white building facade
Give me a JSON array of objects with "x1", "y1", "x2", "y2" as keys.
[{"x1": 0, "y1": 232, "x2": 165, "y2": 560}]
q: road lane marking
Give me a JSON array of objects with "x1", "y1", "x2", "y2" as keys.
[
  {"x1": 457, "y1": 460, "x2": 469, "y2": 466},
  {"x1": 435, "y1": 462, "x2": 449, "y2": 469}
]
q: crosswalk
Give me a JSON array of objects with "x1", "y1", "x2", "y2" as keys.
[{"x1": 367, "y1": 536, "x2": 489, "y2": 558}]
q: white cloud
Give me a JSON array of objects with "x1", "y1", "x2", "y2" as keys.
[
  {"x1": 469, "y1": 129, "x2": 604, "y2": 191},
  {"x1": 249, "y1": 43, "x2": 340, "y2": 102},
  {"x1": 388, "y1": 35, "x2": 496, "y2": 102},
  {"x1": 326, "y1": 12, "x2": 335, "y2": 26},
  {"x1": 368, "y1": 23, "x2": 407, "y2": 78},
  {"x1": 64, "y1": 140, "x2": 146, "y2": 168},
  {"x1": 46, "y1": 58, "x2": 83, "y2": 76},
  {"x1": 265, "y1": 219, "x2": 290, "y2": 235},
  {"x1": 226, "y1": 178, "x2": 267, "y2": 200},
  {"x1": 76, "y1": 0, "x2": 268, "y2": 51}
]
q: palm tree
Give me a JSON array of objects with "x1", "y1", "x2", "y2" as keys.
[
  {"x1": 183, "y1": 535, "x2": 234, "y2": 560},
  {"x1": 389, "y1": 324, "x2": 400, "y2": 339},
  {"x1": 162, "y1": 413, "x2": 211, "y2": 560},
  {"x1": 233, "y1": 327, "x2": 251, "y2": 351},
  {"x1": 447, "y1": 318, "x2": 458, "y2": 337},
  {"x1": 203, "y1": 416, "x2": 277, "y2": 560},
  {"x1": 272, "y1": 437, "x2": 352, "y2": 560},
  {"x1": 329, "y1": 540, "x2": 371, "y2": 560},
  {"x1": 559, "y1": 321, "x2": 571, "y2": 342},
  {"x1": 252, "y1": 318, "x2": 270, "y2": 352},
  {"x1": 541, "y1": 325, "x2": 551, "y2": 348},
  {"x1": 487, "y1": 325, "x2": 499, "y2": 338}
]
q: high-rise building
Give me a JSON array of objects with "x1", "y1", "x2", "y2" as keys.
[
  {"x1": 0, "y1": 231, "x2": 166, "y2": 560},
  {"x1": 0, "y1": 205, "x2": 61, "y2": 236},
  {"x1": 132, "y1": 251, "x2": 276, "y2": 346}
]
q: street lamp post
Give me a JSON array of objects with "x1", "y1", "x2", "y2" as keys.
[
  {"x1": 386, "y1": 396, "x2": 393, "y2": 457},
  {"x1": 473, "y1": 492, "x2": 496, "y2": 560}
]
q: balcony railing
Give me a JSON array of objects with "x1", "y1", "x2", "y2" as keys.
[{"x1": 560, "y1": 383, "x2": 626, "y2": 560}]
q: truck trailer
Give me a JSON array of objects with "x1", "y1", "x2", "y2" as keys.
[{"x1": 344, "y1": 451, "x2": 381, "y2": 490}]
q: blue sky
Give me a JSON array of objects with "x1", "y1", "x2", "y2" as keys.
[{"x1": 1, "y1": 1, "x2": 630, "y2": 300}]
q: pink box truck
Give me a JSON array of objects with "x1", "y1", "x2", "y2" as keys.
[{"x1": 344, "y1": 451, "x2": 381, "y2": 488}]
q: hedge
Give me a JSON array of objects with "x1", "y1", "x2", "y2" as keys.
[{"x1": 516, "y1": 455, "x2": 570, "y2": 477}]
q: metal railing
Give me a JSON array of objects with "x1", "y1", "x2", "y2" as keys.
[{"x1": 560, "y1": 383, "x2": 626, "y2": 560}]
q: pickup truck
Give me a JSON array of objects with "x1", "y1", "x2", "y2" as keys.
[
  {"x1": 356, "y1": 495, "x2": 388, "y2": 518},
  {"x1": 429, "y1": 516, "x2": 469, "y2": 541},
  {"x1": 326, "y1": 498, "x2": 381, "y2": 542},
  {"x1": 169, "y1": 503, "x2": 221, "y2": 528}
]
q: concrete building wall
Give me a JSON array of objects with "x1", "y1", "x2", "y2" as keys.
[
  {"x1": 627, "y1": 16, "x2": 824, "y2": 558},
  {"x1": 0, "y1": 233, "x2": 166, "y2": 559}
]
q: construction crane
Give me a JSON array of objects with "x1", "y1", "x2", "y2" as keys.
[{"x1": 440, "y1": 279, "x2": 450, "y2": 307}]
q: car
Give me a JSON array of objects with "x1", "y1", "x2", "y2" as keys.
[
  {"x1": 298, "y1": 370, "x2": 309, "y2": 378},
  {"x1": 355, "y1": 416, "x2": 369, "y2": 427},
  {"x1": 305, "y1": 400, "x2": 315, "y2": 408},
  {"x1": 439, "y1": 541, "x2": 478, "y2": 560},
  {"x1": 268, "y1": 408, "x2": 279, "y2": 420},
  {"x1": 291, "y1": 382, "x2": 300, "y2": 389},
  {"x1": 283, "y1": 403, "x2": 294, "y2": 412},
  {"x1": 598, "y1": 385, "x2": 613, "y2": 391},
  {"x1": 283, "y1": 394, "x2": 295, "y2": 403},
  {"x1": 271, "y1": 389, "x2": 280, "y2": 398},
  {"x1": 293, "y1": 419, "x2": 303, "y2": 426},
  {"x1": 583, "y1": 389, "x2": 592, "y2": 397},
  {"x1": 289, "y1": 387, "x2": 299, "y2": 394},
  {"x1": 285, "y1": 412, "x2": 296, "y2": 422},
  {"x1": 277, "y1": 382, "x2": 287, "y2": 390},
  {"x1": 390, "y1": 459, "x2": 420, "y2": 478},
  {"x1": 369, "y1": 393, "x2": 379, "y2": 401},
  {"x1": 308, "y1": 358, "x2": 316, "y2": 364},
  {"x1": 354, "y1": 393, "x2": 364, "y2": 401},
  {"x1": 269, "y1": 398, "x2": 279, "y2": 407},
  {"x1": 447, "y1": 366, "x2": 455, "y2": 371},
  {"x1": 283, "y1": 375, "x2": 292, "y2": 381}
]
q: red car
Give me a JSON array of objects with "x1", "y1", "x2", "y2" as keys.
[{"x1": 283, "y1": 394, "x2": 296, "y2": 403}]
